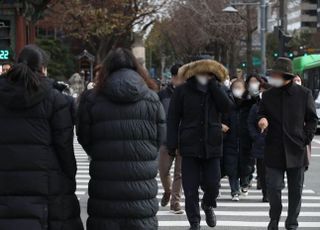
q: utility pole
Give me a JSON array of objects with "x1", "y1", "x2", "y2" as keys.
[{"x1": 260, "y1": 0, "x2": 267, "y2": 76}]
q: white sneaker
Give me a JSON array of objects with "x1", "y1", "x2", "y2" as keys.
[
  {"x1": 241, "y1": 187, "x2": 249, "y2": 196},
  {"x1": 232, "y1": 194, "x2": 240, "y2": 201}
]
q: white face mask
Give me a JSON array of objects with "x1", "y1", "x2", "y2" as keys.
[
  {"x1": 249, "y1": 82, "x2": 260, "y2": 95},
  {"x1": 232, "y1": 89, "x2": 245, "y2": 98},
  {"x1": 224, "y1": 79, "x2": 231, "y2": 88},
  {"x1": 269, "y1": 78, "x2": 285, "y2": 88},
  {"x1": 295, "y1": 81, "x2": 302, "y2": 86},
  {"x1": 196, "y1": 75, "x2": 209, "y2": 85}
]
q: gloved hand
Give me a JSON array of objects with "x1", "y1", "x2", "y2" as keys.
[{"x1": 168, "y1": 148, "x2": 177, "y2": 157}]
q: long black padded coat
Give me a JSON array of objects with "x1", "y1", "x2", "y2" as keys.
[
  {"x1": 167, "y1": 77, "x2": 232, "y2": 159},
  {"x1": 77, "y1": 68, "x2": 166, "y2": 230},
  {"x1": 0, "y1": 77, "x2": 83, "y2": 230},
  {"x1": 258, "y1": 82, "x2": 318, "y2": 169}
]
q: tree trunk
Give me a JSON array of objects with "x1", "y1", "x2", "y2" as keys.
[
  {"x1": 246, "y1": 5, "x2": 254, "y2": 74},
  {"x1": 221, "y1": 43, "x2": 227, "y2": 66},
  {"x1": 228, "y1": 41, "x2": 236, "y2": 78}
]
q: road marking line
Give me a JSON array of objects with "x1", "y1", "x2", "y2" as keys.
[
  {"x1": 163, "y1": 202, "x2": 320, "y2": 208},
  {"x1": 157, "y1": 211, "x2": 320, "y2": 217},
  {"x1": 159, "y1": 221, "x2": 320, "y2": 227},
  {"x1": 157, "y1": 189, "x2": 315, "y2": 194},
  {"x1": 156, "y1": 195, "x2": 320, "y2": 200}
]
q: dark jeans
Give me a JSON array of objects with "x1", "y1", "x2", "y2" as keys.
[
  {"x1": 257, "y1": 159, "x2": 267, "y2": 197},
  {"x1": 229, "y1": 176, "x2": 240, "y2": 196},
  {"x1": 240, "y1": 155, "x2": 255, "y2": 188},
  {"x1": 266, "y1": 167, "x2": 305, "y2": 229},
  {"x1": 182, "y1": 157, "x2": 221, "y2": 225}
]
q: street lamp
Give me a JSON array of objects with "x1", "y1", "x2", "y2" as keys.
[
  {"x1": 222, "y1": 5, "x2": 239, "y2": 13},
  {"x1": 223, "y1": 0, "x2": 268, "y2": 76}
]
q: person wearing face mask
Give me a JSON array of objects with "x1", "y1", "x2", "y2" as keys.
[
  {"x1": 167, "y1": 58, "x2": 232, "y2": 230},
  {"x1": 248, "y1": 82, "x2": 272, "y2": 203},
  {"x1": 293, "y1": 75, "x2": 302, "y2": 86},
  {"x1": 246, "y1": 75, "x2": 263, "y2": 99},
  {"x1": 222, "y1": 79, "x2": 255, "y2": 201},
  {"x1": 258, "y1": 57, "x2": 318, "y2": 230},
  {"x1": 158, "y1": 63, "x2": 184, "y2": 214}
]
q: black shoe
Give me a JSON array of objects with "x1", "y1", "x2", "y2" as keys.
[
  {"x1": 257, "y1": 179, "x2": 262, "y2": 190},
  {"x1": 268, "y1": 220, "x2": 279, "y2": 230},
  {"x1": 201, "y1": 202, "x2": 216, "y2": 227},
  {"x1": 189, "y1": 223, "x2": 201, "y2": 230},
  {"x1": 262, "y1": 196, "x2": 269, "y2": 203}
]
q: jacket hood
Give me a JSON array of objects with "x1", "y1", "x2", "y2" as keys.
[
  {"x1": 178, "y1": 59, "x2": 229, "y2": 82},
  {"x1": 103, "y1": 69, "x2": 149, "y2": 103},
  {"x1": 0, "y1": 77, "x2": 49, "y2": 109}
]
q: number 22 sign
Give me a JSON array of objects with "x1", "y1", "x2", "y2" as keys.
[{"x1": 0, "y1": 50, "x2": 9, "y2": 60}]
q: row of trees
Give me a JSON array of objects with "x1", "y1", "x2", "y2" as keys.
[
  {"x1": 146, "y1": 0, "x2": 259, "y2": 77},
  {"x1": 37, "y1": 0, "x2": 168, "y2": 63},
  {"x1": 14, "y1": 0, "x2": 168, "y2": 80},
  {"x1": 22, "y1": 0, "x2": 320, "y2": 79}
]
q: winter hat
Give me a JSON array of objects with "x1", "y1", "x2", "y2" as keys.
[
  {"x1": 271, "y1": 57, "x2": 295, "y2": 78},
  {"x1": 178, "y1": 59, "x2": 229, "y2": 82}
]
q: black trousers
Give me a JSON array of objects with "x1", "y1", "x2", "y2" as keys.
[
  {"x1": 182, "y1": 157, "x2": 221, "y2": 225},
  {"x1": 257, "y1": 159, "x2": 267, "y2": 197},
  {"x1": 266, "y1": 167, "x2": 305, "y2": 229}
]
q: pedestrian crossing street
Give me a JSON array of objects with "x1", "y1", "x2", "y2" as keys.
[{"x1": 74, "y1": 140, "x2": 320, "y2": 229}]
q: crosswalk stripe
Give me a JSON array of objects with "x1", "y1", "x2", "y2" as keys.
[
  {"x1": 163, "y1": 202, "x2": 320, "y2": 208},
  {"x1": 157, "y1": 211, "x2": 320, "y2": 216},
  {"x1": 159, "y1": 221, "x2": 320, "y2": 227},
  {"x1": 156, "y1": 195, "x2": 320, "y2": 200},
  {"x1": 158, "y1": 188, "x2": 315, "y2": 194},
  {"x1": 74, "y1": 138, "x2": 320, "y2": 229}
]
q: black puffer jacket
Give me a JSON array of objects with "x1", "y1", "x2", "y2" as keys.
[
  {"x1": 223, "y1": 97, "x2": 254, "y2": 156},
  {"x1": 77, "y1": 69, "x2": 166, "y2": 230},
  {"x1": 222, "y1": 97, "x2": 255, "y2": 177},
  {"x1": 167, "y1": 78, "x2": 232, "y2": 159},
  {"x1": 0, "y1": 77, "x2": 83, "y2": 230}
]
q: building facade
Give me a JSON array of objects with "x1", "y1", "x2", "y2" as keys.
[{"x1": 268, "y1": 0, "x2": 318, "y2": 33}]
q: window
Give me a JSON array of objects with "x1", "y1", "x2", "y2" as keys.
[
  {"x1": 301, "y1": 22, "x2": 317, "y2": 27},
  {"x1": 302, "y1": 10, "x2": 317, "y2": 16}
]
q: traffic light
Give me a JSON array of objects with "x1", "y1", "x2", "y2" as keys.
[
  {"x1": 0, "y1": 19, "x2": 11, "y2": 61},
  {"x1": 288, "y1": 52, "x2": 294, "y2": 58},
  {"x1": 273, "y1": 52, "x2": 279, "y2": 58},
  {"x1": 241, "y1": 62, "x2": 247, "y2": 68}
]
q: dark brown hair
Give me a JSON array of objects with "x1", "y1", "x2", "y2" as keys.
[
  {"x1": 6, "y1": 45, "x2": 43, "y2": 92},
  {"x1": 95, "y1": 48, "x2": 157, "y2": 91}
]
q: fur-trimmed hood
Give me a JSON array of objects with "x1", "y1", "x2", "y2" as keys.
[{"x1": 178, "y1": 59, "x2": 229, "y2": 82}]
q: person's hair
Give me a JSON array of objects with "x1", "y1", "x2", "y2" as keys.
[
  {"x1": 294, "y1": 74, "x2": 302, "y2": 82},
  {"x1": 170, "y1": 63, "x2": 182, "y2": 76},
  {"x1": 27, "y1": 44, "x2": 50, "y2": 67},
  {"x1": 95, "y1": 48, "x2": 157, "y2": 91},
  {"x1": 2, "y1": 62, "x2": 12, "y2": 67},
  {"x1": 260, "y1": 82, "x2": 272, "y2": 91},
  {"x1": 230, "y1": 78, "x2": 245, "y2": 90},
  {"x1": 6, "y1": 45, "x2": 43, "y2": 91},
  {"x1": 245, "y1": 74, "x2": 263, "y2": 86}
]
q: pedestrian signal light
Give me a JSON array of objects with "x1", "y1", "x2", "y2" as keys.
[{"x1": 0, "y1": 49, "x2": 9, "y2": 60}]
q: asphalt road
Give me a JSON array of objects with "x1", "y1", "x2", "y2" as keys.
[{"x1": 75, "y1": 136, "x2": 320, "y2": 230}]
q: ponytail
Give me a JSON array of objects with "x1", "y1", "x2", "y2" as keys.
[
  {"x1": 7, "y1": 63, "x2": 41, "y2": 92},
  {"x1": 6, "y1": 45, "x2": 44, "y2": 92}
]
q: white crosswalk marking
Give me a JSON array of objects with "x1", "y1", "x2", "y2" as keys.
[{"x1": 74, "y1": 139, "x2": 320, "y2": 229}]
